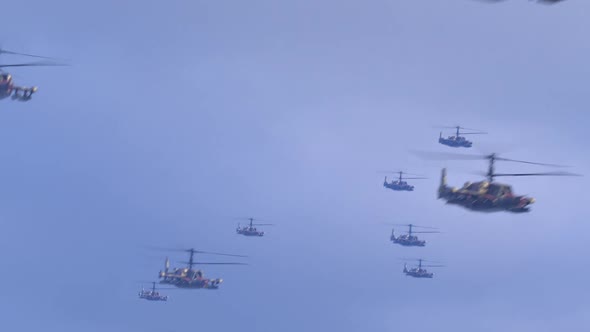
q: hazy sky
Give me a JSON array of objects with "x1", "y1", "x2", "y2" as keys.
[{"x1": 1, "y1": 1, "x2": 589, "y2": 331}]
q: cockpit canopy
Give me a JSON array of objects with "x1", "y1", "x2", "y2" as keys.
[{"x1": 486, "y1": 183, "x2": 514, "y2": 196}]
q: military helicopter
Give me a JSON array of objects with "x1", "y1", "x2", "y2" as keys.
[
  {"x1": 402, "y1": 259, "x2": 444, "y2": 279},
  {"x1": 381, "y1": 171, "x2": 427, "y2": 192},
  {"x1": 436, "y1": 126, "x2": 487, "y2": 148},
  {"x1": 236, "y1": 217, "x2": 274, "y2": 237},
  {"x1": 390, "y1": 224, "x2": 440, "y2": 247},
  {"x1": 0, "y1": 48, "x2": 66, "y2": 101},
  {"x1": 138, "y1": 281, "x2": 172, "y2": 301},
  {"x1": 157, "y1": 248, "x2": 247, "y2": 290},
  {"x1": 422, "y1": 151, "x2": 581, "y2": 213}
]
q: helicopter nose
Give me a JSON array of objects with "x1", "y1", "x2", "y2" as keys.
[{"x1": 528, "y1": 197, "x2": 535, "y2": 204}]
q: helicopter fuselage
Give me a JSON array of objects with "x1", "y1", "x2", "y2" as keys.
[
  {"x1": 138, "y1": 290, "x2": 168, "y2": 301},
  {"x1": 391, "y1": 235, "x2": 426, "y2": 247},
  {"x1": 439, "y1": 136, "x2": 472, "y2": 148},
  {"x1": 159, "y1": 268, "x2": 223, "y2": 290},
  {"x1": 384, "y1": 180, "x2": 414, "y2": 191},
  {"x1": 438, "y1": 169, "x2": 534, "y2": 213},
  {"x1": 403, "y1": 267, "x2": 434, "y2": 278},
  {"x1": 236, "y1": 226, "x2": 264, "y2": 236}
]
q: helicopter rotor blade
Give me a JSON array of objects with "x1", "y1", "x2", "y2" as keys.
[
  {"x1": 402, "y1": 177, "x2": 428, "y2": 180},
  {"x1": 234, "y1": 217, "x2": 273, "y2": 223},
  {"x1": 376, "y1": 171, "x2": 425, "y2": 176},
  {"x1": 422, "y1": 264, "x2": 446, "y2": 268},
  {"x1": 492, "y1": 172, "x2": 582, "y2": 177},
  {"x1": 433, "y1": 125, "x2": 486, "y2": 131},
  {"x1": 410, "y1": 150, "x2": 484, "y2": 161},
  {"x1": 412, "y1": 150, "x2": 572, "y2": 168},
  {"x1": 191, "y1": 250, "x2": 248, "y2": 258},
  {"x1": 145, "y1": 246, "x2": 248, "y2": 258},
  {"x1": 390, "y1": 224, "x2": 439, "y2": 229},
  {"x1": 180, "y1": 261, "x2": 248, "y2": 265},
  {"x1": 412, "y1": 231, "x2": 441, "y2": 234},
  {"x1": 0, "y1": 61, "x2": 69, "y2": 68},
  {"x1": 252, "y1": 223, "x2": 274, "y2": 226},
  {"x1": 494, "y1": 157, "x2": 570, "y2": 168},
  {"x1": 0, "y1": 48, "x2": 61, "y2": 60},
  {"x1": 460, "y1": 132, "x2": 488, "y2": 135},
  {"x1": 399, "y1": 258, "x2": 443, "y2": 263}
]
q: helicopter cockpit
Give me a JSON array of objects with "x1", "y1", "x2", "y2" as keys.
[{"x1": 485, "y1": 183, "x2": 514, "y2": 197}]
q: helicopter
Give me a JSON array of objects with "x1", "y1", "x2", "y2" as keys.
[
  {"x1": 138, "y1": 281, "x2": 171, "y2": 301},
  {"x1": 402, "y1": 259, "x2": 444, "y2": 279},
  {"x1": 236, "y1": 217, "x2": 274, "y2": 237},
  {"x1": 436, "y1": 126, "x2": 487, "y2": 148},
  {"x1": 157, "y1": 248, "x2": 247, "y2": 290},
  {"x1": 390, "y1": 224, "x2": 440, "y2": 247},
  {"x1": 424, "y1": 151, "x2": 581, "y2": 213},
  {"x1": 382, "y1": 171, "x2": 427, "y2": 192},
  {"x1": 0, "y1": 48, "x2": 65, "y2": 101}
]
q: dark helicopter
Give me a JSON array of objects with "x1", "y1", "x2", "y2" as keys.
[
  {"x1": 0, "y1": 48, "x2": 66, "y2": 101},
  {"x1": 436, "y1": 126, "x2": 487, "y2": 148},
  {"x1": 402, "y1": 259, "x2": 444, "y2": 279},
  {"x1": 138, "y1": 281, "x2": 172, "y2": 301},
  {"x1": 381, "y1": 171, "x2": 427, "y2": 192},
  {"x1": 418, "y1": 151, "x2": 581, "y2": 213},
  {"x1": 390, "y1": 224, "x2": 440, "y2": 247},
  {"x1": 236, "y1": 217, "x2": 274, "y2": 237},
  {"x1": 157, "y1": 248, "x2": 247, "y2": 290}
]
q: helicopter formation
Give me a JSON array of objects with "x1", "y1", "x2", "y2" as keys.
[
  {"x1": 381, "y1": 126, "x2": 580, "y2": 214},
  {"x1": 5, "y1": 6, "x2": 578, "y2": 295},
  {"x1": 137, "y1": 217, "x2": 277, "y2": 301},
  {"x1": 134, "y1": 125, "x2": 580, "y2": 288},
  {"x1": 379, "y1": 126, "x2": 580, "y2": 278}
]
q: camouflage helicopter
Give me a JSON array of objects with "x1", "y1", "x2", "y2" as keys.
[
  {"x1": 436, "y1": 126, "x2": 487, "y2": 148},
  {"x1": 157, "y1": 248, "x2": 247, "y2": 290},
  {"x1": 381, "y1": 171, "x2": 427, "y2": 192},
  {"x1": 236, "y1": 217, "x2": 274, "y2": 237},
  {"x1": 423, "y1": 151, "x2": 581, "y2": 213},
  {"x1": 138, "y1": 281, "x2": 172, "y2": 301},
  {"x1": 0, "y1": 48, "x2": 66, "y2": 101},
  {"x1": 389, "y1": 224, "x2": 440, "y2": 247},
  {"x1": 402, "y1": 259, "x2": 444, "y2": 279}
]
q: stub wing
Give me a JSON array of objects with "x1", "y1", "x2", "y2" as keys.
[{"x1": 11, "y1": 85, "x2": 38, "y2": 101}]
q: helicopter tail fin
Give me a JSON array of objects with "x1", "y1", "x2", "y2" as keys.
[
  {"x1": 438, "y1": 168, "x2": 447, "y2": 198},
  {"x1": 164, "y1": 257, "x2": 170, "y2": 275}
]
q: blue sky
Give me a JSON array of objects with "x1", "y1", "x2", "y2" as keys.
[{"x1": 1, "y1": 1, "x2": 589, "y2": 331}]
